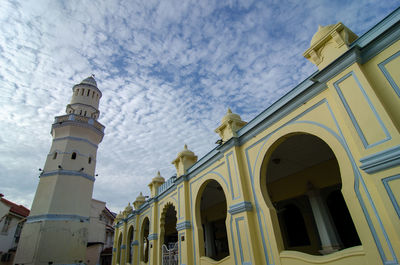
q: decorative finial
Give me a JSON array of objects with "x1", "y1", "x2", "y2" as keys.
[
  {"x1": 157, "y1": 171, "x2": 161, "y2": 177},
  {"x1": 184, "y1": 144, "x2": 188, "y2": 150},
  {"x1": 318, "y1": 25, "x2": 323, "y2": 30},
  {"x1": 227, "y1": 108, "x2": 232, "y2": 114},
  {"x1": 139, "y1": 192, "x2": 143, "y2": 196},
  {"x1": 91, "y1": 74, "x2": 95, "y2": 78}
]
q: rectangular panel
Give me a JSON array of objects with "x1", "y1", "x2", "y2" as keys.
[
  {"x1": 226, "y1": 152, "x2": 241, "y2": 200},
  {"x1": 334, "y1": 71, "x2": 390, "y2": 148},
  {"x1": 236, "y1": 217, "x2": 252, "y2": 265},
  {"x1": 379, "y1": 51, "x2": 400, "y2": 97}
]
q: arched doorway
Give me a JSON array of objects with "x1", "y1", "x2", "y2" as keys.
[
  {"x1": 160, "y1": 204, "x2": 178, "y2": 265},
  {"x1": 127, "y1": 226, "x2": 134, "y2": 264},
  {"x1": 116, "y1": 233, "x2": 122, "y2": 264},
  {"x1": 140, "y1": 217, "x2": 150, "y2": 263},
  {"x1": 198, "y1": 180, "x2": 230, "y2": 261},
  {"x1": 262, "y1": 133, "x2": 361, "y2": 255}
]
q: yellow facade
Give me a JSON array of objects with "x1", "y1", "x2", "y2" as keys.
[{"x1": 113, "y1": 9, "x2": 400, "y2": 265}]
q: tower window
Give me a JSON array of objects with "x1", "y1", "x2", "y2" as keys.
[
  {"x1": 84, "y1": 111, "x2": 87, "y2": 116},
  {"x1": 71, "y1": 152, "x2": 77, "y2": 160},
  {"x1": 79, "y1": 110, "x2": 82, "y2": 115},
  {"x1": 92, "y1": 91, "x2": 95, "y2": 98},
  {"x1": 75, "y1": 89, "x2": 79, "y2": 96},
  {"x1": 53, "y1": 152, "x2": 57, "y2": 159},
  {"x1": 87, "y1": 90, "x2": 90, "y2": 96},
  {"x1": 81, "y1": 89, "x2": 84, "y2": 96},
  {"x1": 88, "y1": 157, "x2": 92, "y2": 164}
]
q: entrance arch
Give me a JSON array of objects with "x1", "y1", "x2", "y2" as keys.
[
  {"x1": 140, "y1": 217, "x2": 150, "y2": 263},
  {"x1": 160, "y1": 203, "x2": 178, "y2": 265},
  {"x1": 261, "y1": 133, "x2": 361, "y2": 255},
  {"x1": 127, "y1": 225, "x2": 134, "y2": 264},
  {"x1": 196, "y1": 179, "x2": 230, "y2": 261}
]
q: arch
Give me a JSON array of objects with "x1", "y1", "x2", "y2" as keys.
[
  {"x1": 159, "y1": 202, "x2": 178, "y2": 264},
  {"x1": 140, "y1": 217, "x2": 150, "y2": 263},
  {"x1": 127, "y1": 225, "x2": 134, "y2": 264},
  {"x1": 259, "y1": 131, "x2": 361, "y2": 255},
  {"x1": 117, "y1": 232, "x2": 123, "y2": 264},
  {"x1": 195, "y1": 178, "x2": 230, "y2": 261}
]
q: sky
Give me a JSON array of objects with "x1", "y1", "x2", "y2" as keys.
[{"x1": 0, "y1": 0, "x2": 399, "y2": 213}]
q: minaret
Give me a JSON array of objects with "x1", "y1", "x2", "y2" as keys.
[{"x1": 15, "y1": 76, "x2": 105, "y2": 265}]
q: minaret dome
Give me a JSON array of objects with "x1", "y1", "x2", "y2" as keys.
[{"x1": 66, "y1": 75, "x2": 102, "y2": 120}]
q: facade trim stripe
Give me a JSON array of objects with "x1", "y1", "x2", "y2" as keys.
[
  {"x1": 228, "y1": 201, "x2": 253, "y2": 215},
  {"x1": 53, "y1": 136, "x2": 98, "y2": 148},
  {"x1": 40, "y1": 170, "x2": 95, "y2": 182},
  {"x1": 382, "y1": 174, "x2": 400, "y2": 219},
  {"x1": 26, "y1": 214, "x2": 89, "y2": 223},
  {"x1": 360, "y1": 145, "x2": 400, "y2": 173}
]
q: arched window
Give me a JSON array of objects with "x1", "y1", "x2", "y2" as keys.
[
  {"x1": 92, "y1": 91, "x2": 95, "y2": 98},
  {"x1": 53, "y1": 152, "x2": 57, "y2": 159},
  {"x1": 141, "y1": 218, "x2": 150, "y2": 263},
  {"x1": 198, "y1": 180, "x2": 229, "y2": 261},
  {"x1": 81, "y1": 89, "x2": 85, "y2": 96},
  {"x1": 84, "y1": 111, "x2": 87, "y2": 116},
  {"x1": 127, "y1": 226, "x2": 134, "y2": 264},
  {"x1": 117, "y1": 234, "x2": 122, "y2": 264},
  {"x1": 262, "y1": 134, "x2": 361, "y2": 255},
  {"x1": 71, "y1": 152, "x2": 77, "y2": 160},
  {"x1": 87, "y1": 89, "x2": 90, "y2": 96}
]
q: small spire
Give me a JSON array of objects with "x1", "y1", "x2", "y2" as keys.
[
  {"x1": 91, "y1": 74, "x2": 95, "y2": 78},
  {"x1": 227, "y1": 108, "x2": 232, "y2": 114},
  {"x1": 157, "y1": 171, "x2": 161, "y2": 177},
  {"x1": 184, "y1": 144, "x2": 188, "y2": 150},
  {"x1": 318, "y1": 25, "x2": 323, "y2": 30},
  {"x1": 139, "y1": 192, "x2": 143, "y2": 196}
]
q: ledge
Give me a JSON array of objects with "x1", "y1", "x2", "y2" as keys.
[{"x1": 360, "y1": 145, "x2": 400, "y2": 174}]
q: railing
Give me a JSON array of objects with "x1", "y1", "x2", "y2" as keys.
[
  {"x1": 158, "y1": 176, "x2": 176, "y2": 195},
  {"x1": 162, "y1": 242, "x2": 178, "y2": 265},
  {"x1": 54, "y1": 114, "x2": 105, "y2": 132}
]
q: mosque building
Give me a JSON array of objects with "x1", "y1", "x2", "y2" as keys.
[{"x1": 111, "y1": 8, "x2": 400, "y2": 265}]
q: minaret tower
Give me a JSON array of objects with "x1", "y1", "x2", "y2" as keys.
[{"x1": 15, "y1": 76, "x2": 105, "y2": 265}]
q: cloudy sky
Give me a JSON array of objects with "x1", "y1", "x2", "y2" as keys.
[{"x1": 0, "y1": 0, "x2": 398, "y2": 213}]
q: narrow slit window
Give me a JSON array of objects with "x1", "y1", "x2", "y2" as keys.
[
  {"x1": 84, "y1": 111, "x2": 87, "y2": 116},
  {"x1": 87, "y1": 89, "x2": 90, "y2": 96},
  {"x1": 53, "y1": 152, "x2": 57, "y2": 159},
  {"x1": 81, "y1": 89, "x2": 84, "y2": 96},
  {"x1": 92, "y1": 91, "x2": 95, "y2": 98},
  {"x1": 71, "y1": 152, "x2": 77, "y2": 160},
  {"x1": 75, "y1": 89, "x2": 79, "y2": 96},
  {"x1": 88, "y1": 157, "x2": 92, "y2": 164}
]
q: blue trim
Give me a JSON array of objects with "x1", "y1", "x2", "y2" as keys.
[
  {"x1": 228, "y1": 202, "x2": 253, "y2": 215},
  {"x1": 360, "y1": 145, "x2": 400, "y2": 173},
  {"x1": 27, "y1": 214, "x2": 89, "y2": 223},
  {"x1": 229, "y1": 215, "x2": 239, "y2": 265},
  {"x1": 40, "y1": 170, "x2": 95, "y2": 182},
  {"x1": 176, "y1": 221, "x2": 191, "y2": 231},
  {"x1": 121, "y1": 244, "x2": 126, "y2": 249},
  {"x1": 378, "y1": 50, "x2": 400, "y2": 98},
  {"x1": 113, "y1": 248, "x2": 116, "y2": 252},
  {"x1": 351, "y1": 7, "x2": 400, "y2": 49},
  {"x1": 53, "y1": 136, "x2": 98, "y2": 148},
  {"x1": 226, "y1": 151, "x2": 241, "y2": 200},
  {"x1": 132, "y1": 240, "x2": 139, "y2": 246},
  {"x1": 333, "y1": 71, "x2": 391, "y2": 149},
  {"x1": 179, "y1": 232, "x2": 184, "y2": 264},
  {"x1": 235, "y1": 217, "x2": 252, "y2": 265},
  {"x1": 382, "y1": 174, "x2": 400, "y2": 219},
  {"x1": 178, "y1": 185, "x2": 183, "y2": 220},
  {"x1": 148, "y1": 233, "x2": 158, "y2": 240}
]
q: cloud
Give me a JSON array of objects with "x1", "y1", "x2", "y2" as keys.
[{"x1": 0, "y1": 0, "x2": 398, "y2": 212}]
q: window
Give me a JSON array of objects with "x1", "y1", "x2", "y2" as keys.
[
  {"x1": 53, "y1": 152, "x2": 57, "y2": 159},
  {"x1": 88, "y1": 157, "x2": 92, "y2": 164},
  {"x1": 1, "y1": 216, "x2": 11, "y2": 234},
  {"x1": 81, "y1": 89, "x2": 84, "y2": 96},
  {"x1": 87, "y1": 89, "x2": 90, "y2": 96},
  {"x1": 71, "y1": 152, "x2": 77, "y2": 160},
  {"x1": 14, "y1": 222, "x2": 23, "y2": 243}
]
